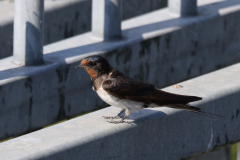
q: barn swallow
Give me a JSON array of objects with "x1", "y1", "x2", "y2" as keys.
[{"x1": 76, "y1": 55, "x2": 221, "y2": 124}]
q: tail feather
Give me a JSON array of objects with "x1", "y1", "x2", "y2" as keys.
[{"x1": 167, "y1": 104, "x2": 223, "y2": 119}]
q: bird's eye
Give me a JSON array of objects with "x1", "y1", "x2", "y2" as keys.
[{"x1": 91, "y1": 62, "x2": 96, "y2": 66}]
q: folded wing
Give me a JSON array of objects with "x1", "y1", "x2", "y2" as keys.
[
  {"x1": 102, "y1": 70, "x2": 202, "y2": 106},
  {"x1": 102, "y1": 69, "x2": 223, "y2": 118}
]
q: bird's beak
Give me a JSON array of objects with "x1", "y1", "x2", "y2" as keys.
[{"x1": 75, "y1": 64, "x2": 84, "y2": 69}]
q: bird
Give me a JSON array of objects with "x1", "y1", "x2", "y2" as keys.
[{"x1": 75, "y1": 55, "x2": 221, "y2": 124}]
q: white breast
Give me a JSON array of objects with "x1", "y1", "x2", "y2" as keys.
[{"x1": 96, "y1": 86, "x2": 145, "y2": 111}]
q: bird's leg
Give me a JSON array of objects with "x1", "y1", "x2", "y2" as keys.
[
  {"x1": 107, "y1": 110, "x2": 132, "y2": 124},
  {"x1": 103, "y1": 109, "x2": 125, "y2": 119}
]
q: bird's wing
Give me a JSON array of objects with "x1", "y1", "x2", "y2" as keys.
[
  {"x1": 102, "y1": 76, "x2": 155, "y2": 100},
  {"x1": 102, "y1": 70, "x2": 224, "y2": 118},
  {"x1": 102, "y1": 70, "x2": 201, "y2": 105}
]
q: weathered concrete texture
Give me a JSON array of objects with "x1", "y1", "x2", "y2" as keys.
[
  {"x1": 0, "y1": 0, "x2": 240, "y2": 140},
  {"x1": 0, "y1": 0, "x2": 167, "y2": 59},
  {"x1": 0, "y1": 61, "x2": 240, "y2": 160}
]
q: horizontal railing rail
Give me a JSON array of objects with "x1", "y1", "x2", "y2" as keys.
[{"x1": 12, "y1": 0, "x2": 197, "y2": 65}]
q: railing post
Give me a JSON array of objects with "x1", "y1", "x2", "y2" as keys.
[
  {"x1": 13, "y1": 0, "x2": 44, "y2": 66},
  {"x1": 168, "y1": 0, "x2": 197, "y2": 17},
  {"x1": 91, "y1": 0, "x2": 122, "y2": 41}
]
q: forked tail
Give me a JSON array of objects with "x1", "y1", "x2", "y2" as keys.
[{"x1": 167, "y1": 104, "x2": 223, "y2": 119}]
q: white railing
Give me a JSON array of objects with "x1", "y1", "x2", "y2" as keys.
[
  {"x1": 12, "y1": 0, "x2": 197, "y2": 65},
  {"x1": 13, "y1": 0, "x2": 44, "y2": 66}
]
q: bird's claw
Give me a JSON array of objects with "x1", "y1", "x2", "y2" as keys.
[
  {"x1": 106, "y1": 120, "x2": 132, "y2": 124},
  {"x1": 103, "y1": 116, "x2": 121, "y2": 119}
]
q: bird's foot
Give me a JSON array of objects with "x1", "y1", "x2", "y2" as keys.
[
  {"x1": 106, "y1": 120, "x2": 132, "y2": 124},
  {"x1": 103, "y1": 116, "x2": 121, "y2": 119}
]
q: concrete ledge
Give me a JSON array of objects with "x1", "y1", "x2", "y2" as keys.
[
  {"x1": 0, "y1": 61, "x2": 240, "y2": 160},
  {"x1": 0, "y1": 0, "x2": 240, "y2": 140}
]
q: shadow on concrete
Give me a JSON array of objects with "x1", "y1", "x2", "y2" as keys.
[{"x1": 25, "y1": 22, "x2": 44, "y2": 66}]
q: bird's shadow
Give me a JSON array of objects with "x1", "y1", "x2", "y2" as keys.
[{"x1": 121, "y1": 109, "x2": 168, "y2": 125}]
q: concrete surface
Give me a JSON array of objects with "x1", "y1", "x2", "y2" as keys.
[
  {"x1": 91, "y1": 0, "x2": 122, "y2": 41},
  {"x1": 0, "y1": 0, "x2": 239, "y2": 141},
  {"x1": 168, "y1": 0, "x2": 197, "y2": 17},
  {"x1": 13, "y1": 0, "x2": 44, "y2": 66},
  {"x1": 0, "y1": 0, "x2": 167, "y2": 58},
  {"x1": 0, "y1": 61, "x2": 240, "y2": 160}
]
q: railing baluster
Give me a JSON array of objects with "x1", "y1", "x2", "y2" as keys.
[
  {"x1": 168, "y1": 0, "x2": 197, "y2": 17},
  {"x1": 13, "y1": 0, "x2": 44, "y2": 66},
  {"x1": 92, "y1": 0, "x2": 122, "y2": 41}
]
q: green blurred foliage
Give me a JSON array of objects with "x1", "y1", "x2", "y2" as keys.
[{"x1": 232, "y1": 143, "x2": 238, "y2": 160}]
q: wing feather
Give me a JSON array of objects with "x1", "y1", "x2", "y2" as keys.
[{"x1": 102, "y1": 70, "x2": 202, "y2": 105}]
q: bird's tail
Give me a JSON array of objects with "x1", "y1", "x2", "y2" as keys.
[{"x1": 166, "y1": 104, "x2": 223, "y2": 119}]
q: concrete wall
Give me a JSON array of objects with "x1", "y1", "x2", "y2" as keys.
[
  {"x1": 0, "y1": 0, "x2": 239, "y2": 142},
  {"x1": 1, "y1": 61, "x2": 240, "y2": 159},
  {"x1": 0, "y1": 0, "x2": 167, "y2": 59}
]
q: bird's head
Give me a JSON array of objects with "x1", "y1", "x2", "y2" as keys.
[{"x1": 75, "y1": 55, "x2": 112, "y2": 78}]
